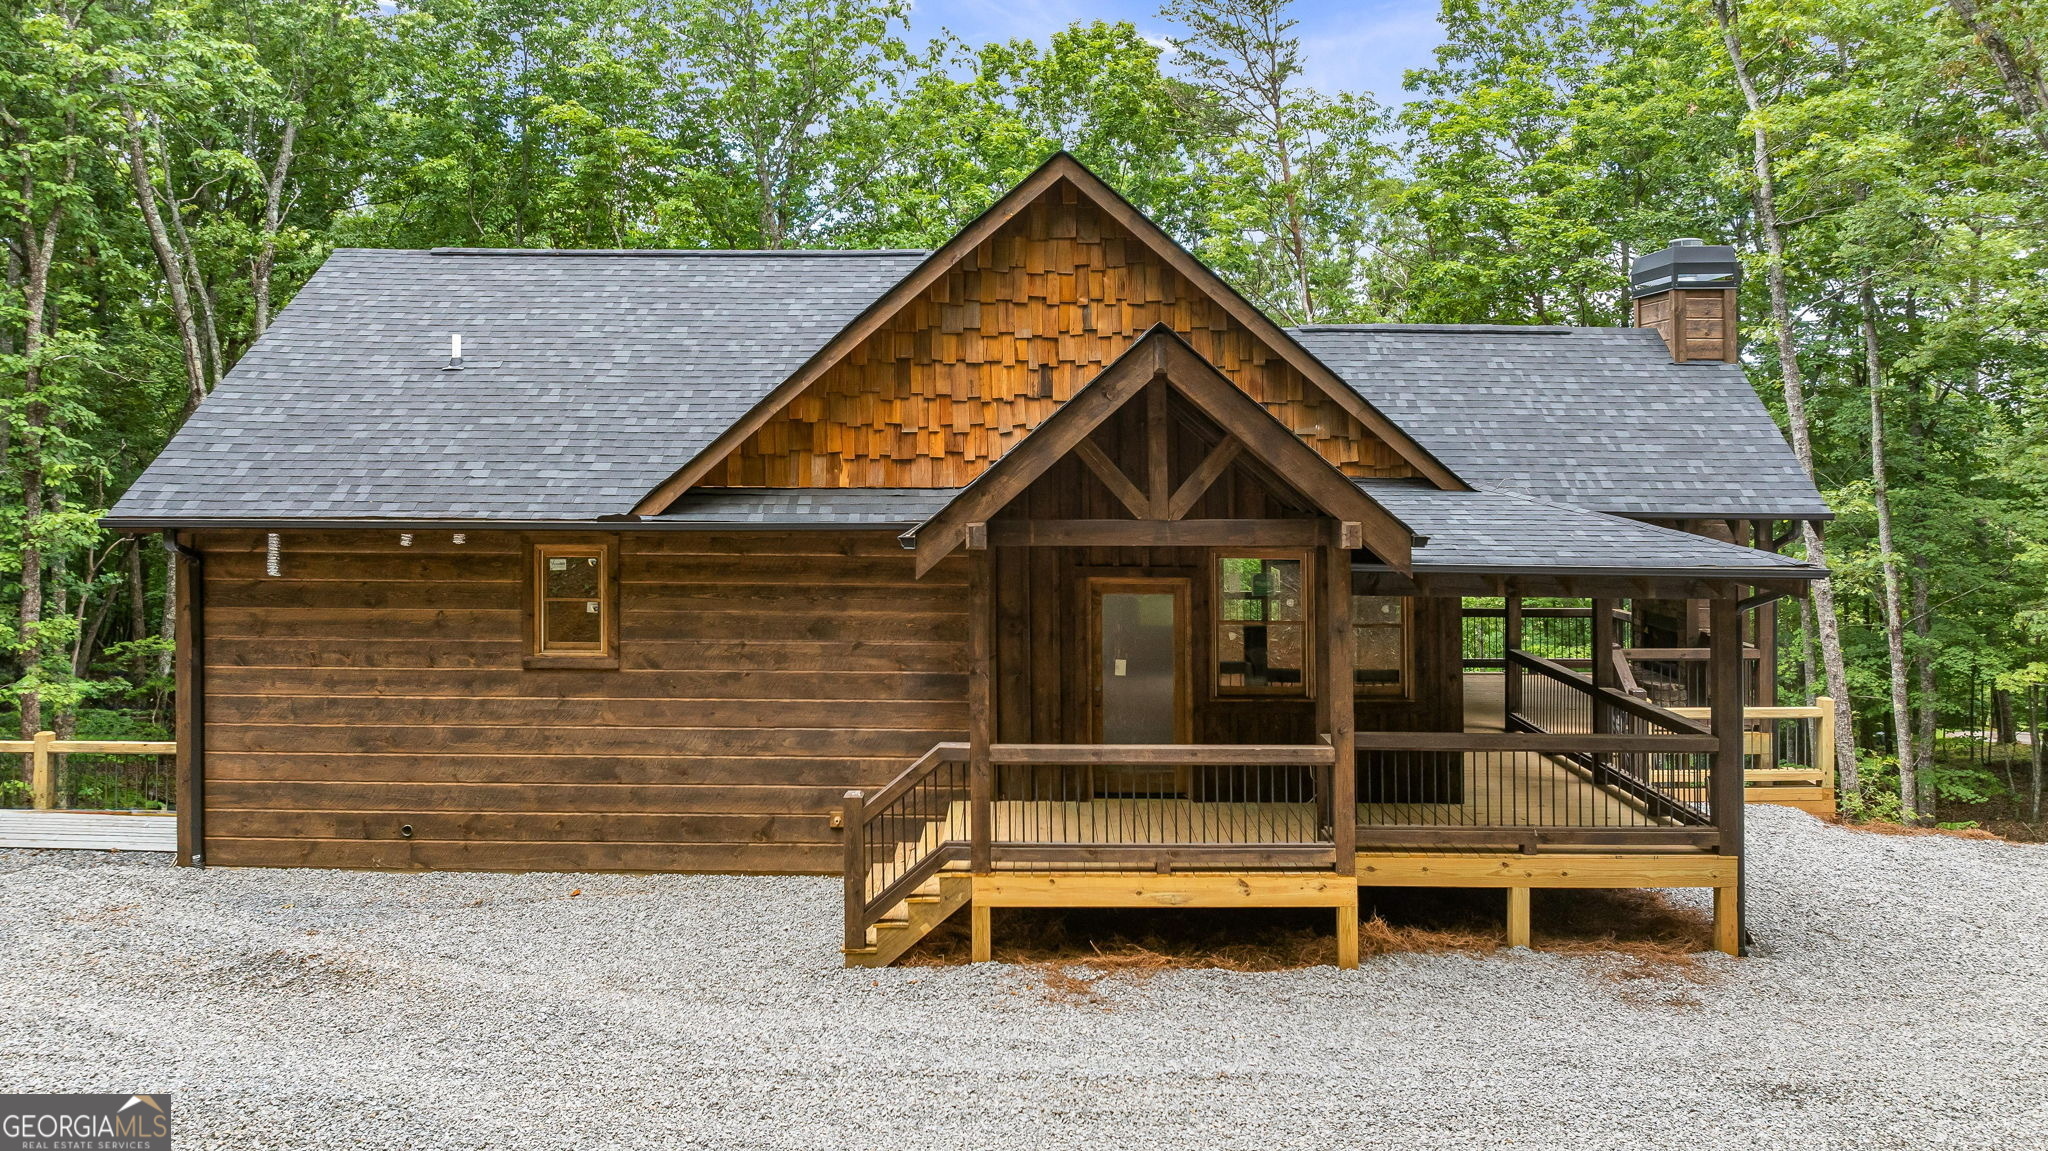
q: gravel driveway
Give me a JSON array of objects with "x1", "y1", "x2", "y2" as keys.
[{"x1": 2, "y1": 805, "x2": 2043, "y2": 1150}]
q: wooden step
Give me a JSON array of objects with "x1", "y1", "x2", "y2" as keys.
[{"x1": 843, "y1": 874, "x2": 973, "y2": 969}]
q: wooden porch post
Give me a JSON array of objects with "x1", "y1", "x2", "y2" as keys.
[
  {"x1": 1503, "y1": 594, "x2": 1524, "y2": 719},
  {"x1": 1321, "y1": 543, "x2": 1357, "y2": 873},
  {"x1": 968, "y1": 549, "x2": 994, "y2": 878},
  {"x1": 1709, "y1": 594, "x2": 1746, "y2": 956},
  {"x1": 1590, "y1": 598, "x2": 1619, "y2": 779}
]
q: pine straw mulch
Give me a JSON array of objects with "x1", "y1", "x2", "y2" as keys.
[
  {"x1": 895, "y1": 887, "x2": 1719, "y2": 1004},
  {"x1": 1835, "y1": 819, "x2": 2005, "y2": 841}
]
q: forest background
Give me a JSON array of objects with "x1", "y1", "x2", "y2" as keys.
[{"x1": 3, "y1": 0, "x2": 2044, "y2": 828}]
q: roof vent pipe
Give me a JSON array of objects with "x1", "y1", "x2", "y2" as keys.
[{"x1": 443, "y1": 333, "x2": 464, "y2": 371}]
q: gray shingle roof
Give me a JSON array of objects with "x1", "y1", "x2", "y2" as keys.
[
  {"x1": 1359, "y1": 482, "x2": 1819, "y2": 576},
  {"x1": 107, "y1": 252, "x2": 1830, "y2": 529},
  {"x1": 1291, "y1": 324, "x2": 1829, "y2": 518},
  {"x1": 656, "y1": 487, "x2": 959, "y2": 525},
  {"x1": 657, "y1": 483, "x2": 1820, "y2": 578},
  {"x1": 106, "y1": 248, "x2": 928, "y2": 523}
]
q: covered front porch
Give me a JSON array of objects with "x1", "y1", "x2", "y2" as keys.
[{"x1": 838, "y1": 329, "x2": 1817, "y2": 968}]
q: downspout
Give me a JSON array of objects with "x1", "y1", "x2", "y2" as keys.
[{"x1": 167, "y1": 531, "x2": 205, "y2": 867}]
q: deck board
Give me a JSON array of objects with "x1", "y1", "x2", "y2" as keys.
[{"x1": 0, "y1": 810, "x2": 177, "y2": 852}]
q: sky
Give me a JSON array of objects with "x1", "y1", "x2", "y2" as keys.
[{"x1": 902, "y1": 0, "x2": 1450, "y2": 107}]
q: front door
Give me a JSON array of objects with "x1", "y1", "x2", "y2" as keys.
[{"x1": 1090, "y1": 578, "x2": 1189, "y2": 796}]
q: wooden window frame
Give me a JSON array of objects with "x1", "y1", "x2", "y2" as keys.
[
  {"x1": 1351, "y1": 594, "x2": 1414, "y2": 701},
  {"x1": 1210, "y1": 548, "x2": 1314, "y2": 700},
  {"x1": 524, "y1": 536, "x2": 619, "y2": 669}
]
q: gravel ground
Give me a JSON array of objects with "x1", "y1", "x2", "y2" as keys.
[{"x1": 2, "y1": 805, "x2": 2043, "y2": 1150}]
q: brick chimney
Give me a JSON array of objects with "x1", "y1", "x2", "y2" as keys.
[{"x1": 1629, "y1": 239, "x2": 1741, "y2": 363}]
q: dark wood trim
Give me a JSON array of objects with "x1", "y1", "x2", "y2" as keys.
[
  {"x1": 968, "y1": 551, "x2": 994, "y2": 872},
  {"x1": 1354, "y1": 731, "x2": 1720, "y2": 753},
  {"x1": 1510, "y1": 649, "x2": 1712, "y2": 736},
  {"x1": 989, "y1": 743, "x2": 1337, "y2": 766},
  {"x1": 911, "y1": 335, "x2": 1162, "y2": 574},
  {"x1": 1356, "y1": 570, "x2": 1816, "y2": 601},
  {"x1": 1073, "y1": 437, "x2": 1149, "y2": 519},
  {"x1": 173, "y1": 532, "x2": 204, "y2": 867},
  {"x1": 1322, "y1": 544, "x2": 1357, "y2": 871},
  {"x1": 1145, "y1": 378, "x2": 1171, "y2": 517},
  {"x1": 988, "y1": 843, "x2": 1337, "y2": 867},
  {"x1": 1710, "y1": 595, "x2": 1746, "y2": 942},
  {"x1": 1168, "y1": 440, "x2": 1242, "y2": 520},
  {"x1": 988, "y1": 519, "x2": 1330, "y2": 548},
  {"x1": 863, "y1": 741, "x2": 970, "y2": 812},
  {"x1": 1353, "y1": 827, "x2": 1721, "y2": 850},
  {"x1": 842, "y1": 789, "x2": 866, "y2": 949}
]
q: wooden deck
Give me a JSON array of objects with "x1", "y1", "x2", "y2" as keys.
[{"x1": 0, "y1": 810, "x2": 177, "y2": 852}]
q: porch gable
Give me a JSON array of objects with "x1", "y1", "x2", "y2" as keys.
[{"x1": 901, "y1": 326, "x2": 1417, "y2": 576}]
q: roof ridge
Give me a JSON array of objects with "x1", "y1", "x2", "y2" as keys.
[
  {"x1": 418, "y1": 247, "x2": 932, "y2": 258},
  {"x1": 1292, "y1": 323, "x2": 1577, "y2": 335}
]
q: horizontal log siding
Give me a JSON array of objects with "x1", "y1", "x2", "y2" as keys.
[{"x1": 200, "y1": 530, "x2": 967, "y2": 872}]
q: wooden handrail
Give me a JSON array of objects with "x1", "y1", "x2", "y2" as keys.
[
  {"x1": 1622, "y1": 647, "x2": 1762, "y2": 661},
  {"x1": 3, "y1": 732, "x2": 175, "y2": 811},
  {"x1": 862, "y1": 741, "x2": 969, "y2": 814},
  {"x1": 1462, "y1": 606, "x2": 1633, "y2": 620},
  {"x1": 988, "y1": 743, "x2": 1338, "y2": 766},
  {"x1": 1355, "y1": 731, "x2": 1718, "y2": 753},
  {"x1": 1508, "y1": 649, "x2": 1711, "y2": 737}
]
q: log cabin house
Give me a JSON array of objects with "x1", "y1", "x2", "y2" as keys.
[{"x1": 107, "y1": 155, "x2": 1831, "y2": 967}]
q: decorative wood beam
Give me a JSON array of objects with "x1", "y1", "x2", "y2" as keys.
[
  {"x1": 986, "y1": 519, "x2": 1332, "y2": 548},
  {"x1": 1167, "y1": 439, "x2": 1241, "y2": 520},
  {"x1": 1146, "y1": 378, "x2": 1170, "y2": 517},
  {"x1": 1073, "y1": 438, "x2": 1149, "y2": 519}
]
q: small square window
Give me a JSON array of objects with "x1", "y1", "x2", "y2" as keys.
[{"x1": 531, "y1": 543, "x2": 613, "y2": 663}]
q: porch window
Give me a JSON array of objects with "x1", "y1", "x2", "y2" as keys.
[
  {"x1": 1353, "y1": 596, "x2": 1410, "y2": 697},
  {"x1": 1215, "y1": 554, "x2": 1307, "y2": 694},
  {"x1": 529, "y1": 542, "x2": 614, "y2": 664}
]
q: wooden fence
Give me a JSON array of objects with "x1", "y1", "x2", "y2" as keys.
[
  {"x1": 1, "y1": 732, "x2": 177, "y2": 811},
  {"x1": 1671, "y1": 699, "x2": 1836, "y2": 817}
]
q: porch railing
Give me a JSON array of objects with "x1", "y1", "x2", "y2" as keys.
[
  {"x1": 842, "y1": 743, "x2": 970, "y2": 951},
  {"x1": 985, "y1": 744, "x2": 1338, "y2": 870},
  {"x1": 1353, "y1": 650, "x2": 1725, "y2": 851},
  {"x1": 841, "y1": 741, "x2": 1341, "y2": 947}
]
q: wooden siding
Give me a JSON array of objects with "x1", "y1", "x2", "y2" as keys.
[
  {"x1": 1632, "y1": 288, "x2": 1738, "y2": 363},
  {"x1": 701, "y1": 177, "x2": 1418, "y2": 488},
  {"x1": 198, "y1": 530, "x2": 967, "y2": 873}
]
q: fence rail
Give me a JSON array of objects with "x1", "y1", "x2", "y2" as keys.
[
  {"x1": 2, "y1": 732, "x2": 177, "y2": 812},
  {"x1": 1670, "y1": 700, "x2": 1836, "y2": 815}
]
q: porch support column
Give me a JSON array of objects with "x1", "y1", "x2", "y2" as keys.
[
  {"x1": 968, "y1": 549, "x2": 994, "y2": 877},
  {"x1": 1709, "y1": 594, "x2": 1746, "y2": 956},
  {"x1": 1503, "y1": 594, "x2": 1524, "y2": 719},
  {"x1": 1590, "y1": 599, "x2": 1620, "y2": 778},
  {"x1": 1320, "y1": 544, "x2": 1357, "y2": 873}
]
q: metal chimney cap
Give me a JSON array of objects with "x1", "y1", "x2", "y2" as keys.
[{"x1": 1629, "y1": 239, "x2": 1741, "y2": 298}]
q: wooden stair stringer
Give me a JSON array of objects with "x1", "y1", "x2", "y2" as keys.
[{"x1": 844, "y1": 874, "x2": 973, "y2": 968}]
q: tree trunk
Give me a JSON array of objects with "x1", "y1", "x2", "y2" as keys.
[
  {"x1": 119, "y1": 103, "x2": 210, "y2": 417},
  {"x1": 1992, "y1": 687, "x2": 2016, "y2": 746},
  {"x1": 250, "y1": 120, "x2": 298, "y2": 340},
  {"x1": 1712, "y1": 0, "x2": 1858, "y2": 800},
  {"x1": 127, "y1": 539, "x2": 149, "y2": 685},
  {"x1": 1945, "y1": 0, "x2": 2048, "y2": 151},
  {"x1": 1911, "y1": 560, "x2": 1938, "y2": 822},
  {"x1": 2029, "y1": 685, "x2": 2041, "y2": 827},
  {"x1": 157, "y1": 537, "x2": 178, "y2": 684},
  {"x1": 1863, "y1": 282, "x2": 1915, "y2": 818}
]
